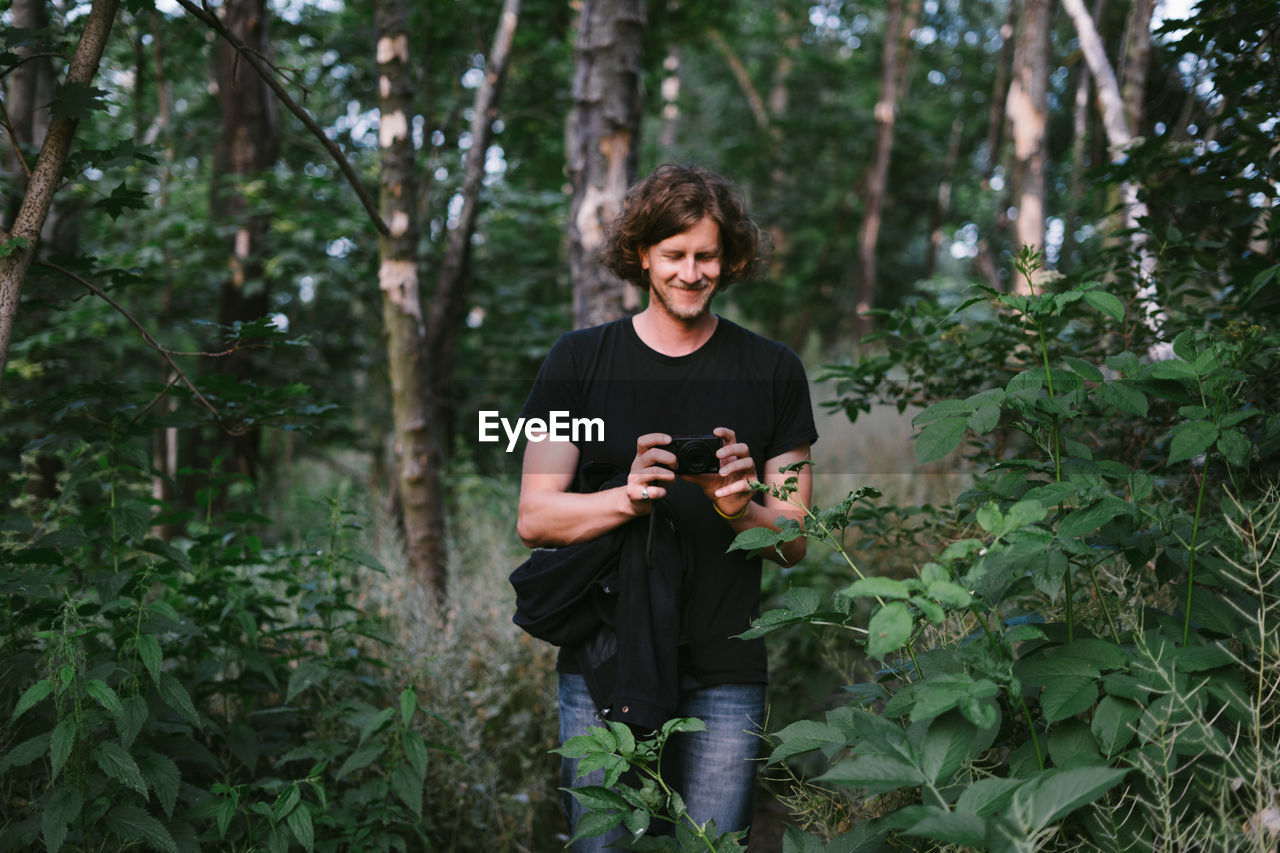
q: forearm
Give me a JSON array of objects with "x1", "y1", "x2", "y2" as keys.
[{"x1": 516, "y1": 486, "x2": 639, "y2": 548}]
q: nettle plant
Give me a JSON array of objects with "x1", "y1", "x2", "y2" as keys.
[
  {"x1": 564, "y1": 250, "x2": 1280, "y2": 851},
  {"x1": 1, "y1": 425, "x2": 445, "y2": 852}
]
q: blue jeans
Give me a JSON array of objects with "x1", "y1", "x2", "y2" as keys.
[{"x1": 558, "y1": 672, "x2": 766, "y2": 851}]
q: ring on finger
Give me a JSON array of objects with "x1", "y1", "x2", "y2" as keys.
[{"x1": 641, "y1": 486, "x2": 650, "y2": 501}]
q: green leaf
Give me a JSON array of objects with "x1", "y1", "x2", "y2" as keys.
[
  {"x1": 1150, "y1": 359, "x2": 1197, "y2": 380},
  {"x1": 156, "y1": 674, "x2": 201, "y2": 727},
  {"x1": 781, "y1": 586, "x2": 822, "y2": 616},
  {"x1": 1168, "y1": 421, "x2": 1219, "y2": 465},
  {"x1": 567, "y1": 807, "x2": 624, "y2": 843},
  {"x1": 727, "y1": 525, "x2": 796, "y2": 554},
  {"x1": 0, "y1": 731, "x2": 51, "y2": 772},
  {"x1": 102, "y1": 803, "x2": 179, "y2": 853},
  {"x1": 967, "y1": 403, "x2": 1002, "y2": 433},
  {"x1": 840, "y1": 576, "x2": 911, "y2": 600},
  {"x1": 1019, "y1": 767, "x2": 1129, "y2": 830},
  {"x1": 335, "y1": 741, "x2": 384, "y2": 781},
  {"x1": 51, "y1": 718, "x2": 75, "y2": 781},
  {"x1": 817, "y1": 754, "x2": 925, "y2": 793},
  {"x1": 403, "y1": 729, "x2": 430, "y2": 779},
  {"x1": 1083, "y1": 290, "x2": 1125, "y2": 321},
  {"x1": 94, "y1": 741, "x2": 148, "y2": 797},
  {"x1": 137, "y1": 634, "x2": 162, "y2": 683},
  {"x1": 920, "y1": 712, "x2": 978, "y2": 785},
  {"x1": 768, "y1": 720, "x2": 847, "y2": 765},
  {"x1": 1091, "y1": 695, "x2": 1143, "y2": 757},
  {"x1": 914, "y1": 417, "x2": 967, "y2": 465},
  {"x1": 866, "y1": 601, "x2": 913, "y2": 658},
  {"x1": 12, "y1": 678, "x2": 53, "y2": 720},
  {"x1": 1058, "y1": 496, "x2": 1133, "y2": 540},
  {"x1": 50, "y1": 81, "x2": 109, "y2": 121},
  {"x1": 286, "y1": 661, "x2": 330, "y2": 702},
  {"x1": 286, "y1": 803, "x2": 315, "y2": 853},
  {"x1": 903, "y1": 808, "x2": 988, "y2": 848},
  {"x1": 926, "y1": 580, "x2": 974, "y2": 609},
  {"x1": 359, "y1": 706, "x2": 395, "y2": 745},
  {"x1": 1015, "y1": 654, "x2": 1101, "y2": 685},
  {"x1": 782, "y1": 826, "x2": 827, "y2": 853},
  {"x1": 1217, "y1": 428, "x2": 1251, "y2": 467},
  {"x1": 86, "y1": 679, "x2": 124, "y2": 722},
  {"x1": 956, "y1": 777, "x2": 1027, "y2": 816},
  {"x1": 137, "y1": 750, "x2": 181, "y2": 817},
  {"x1": 1096, "y1": 380, "x2": 1149, "y2": 416},
  {"x1": 1063, "y1": 357, "x2": 1103, "y2": 382},
  {"x1": 118, "y1": 694, "x2": 148, "y2": 751},
  {"x1": 96, "y1": 182, "x2": 150, "y2": 220},
  {"x1": 392, "y1": 762, "x2": 425, "y2": 817},
  {"x1": 42, "y1": 784, "x2": 82, "y2": 853},
  {"x1": 399, "y1": 688, "x2": 417, "y2": 728}
]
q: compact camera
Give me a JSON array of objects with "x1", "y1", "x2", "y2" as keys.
[{"x1": 658, "y1": 434, "x2": 722, "y2": 475}]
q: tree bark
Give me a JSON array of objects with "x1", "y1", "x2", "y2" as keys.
[
  {"x1": 854, "y1": 0, "x2": 906, "y2": 339},
  {"x1": 0, "y1": 0, "x2": 121, "y2": 392},
  {"x1": 3, "y1": 0, "x2": 55, "y2": 227},
  {"x1": 567, "y1": 0, "x2": 645, "y2": 330},
  {"x1": 374, "y1": 0, "x2": 447, "y2": 596},
  {"x1": 210, "y1": 0, "x2": 281, "y2": 481},
  {"x1": 1006, "y1": 0, "x2": 1051, "y2": 293},
  {"x1": 425, "y1": 0, "x2": 521, "y2": 454}
]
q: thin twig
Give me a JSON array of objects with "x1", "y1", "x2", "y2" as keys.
[
  {"x1": 173, "y1": 0, "x2": 389, "y2": 235},
  {"x1": 36, "y1": 260, "x2": 245, "y2": 434}
]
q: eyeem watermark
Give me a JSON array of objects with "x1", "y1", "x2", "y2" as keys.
[{"x1": 478, "y1": 410, "x2": 604, "y2": 452}]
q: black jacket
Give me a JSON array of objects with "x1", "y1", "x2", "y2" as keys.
[{"x1": 509, "y1": 472, "x2": 687, "y2": 732}]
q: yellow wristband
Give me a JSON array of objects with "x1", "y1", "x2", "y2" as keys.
[{"x1": 713, "y1": 500, "x2": 749, "y2": 520}]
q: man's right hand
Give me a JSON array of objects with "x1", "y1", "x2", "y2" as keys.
[{"x1": 627, "y1": 433, "x2": 678, "y2": 514}]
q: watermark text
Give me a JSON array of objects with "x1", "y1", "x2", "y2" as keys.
[{"x1": 477, "y1": 410, "x2": 604, "y2": 452}]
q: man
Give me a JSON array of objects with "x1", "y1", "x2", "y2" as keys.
[{"x1": 516, "y1": 164, "x2": 816, "y2": 848}]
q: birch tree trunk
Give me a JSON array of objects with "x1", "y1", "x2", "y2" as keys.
[
  {"x1": 0, "y1": 0, "x2": 121, "y2": 391},
  {"x1": 375, "y1": 0, "x2": 446, "y2": 596},
  {"x1": 567, "y1": 0, "x2": 645, "y2": 330},
  {"x1": 1006, "y1": 0, "x2": 1051, "y2": 293}
]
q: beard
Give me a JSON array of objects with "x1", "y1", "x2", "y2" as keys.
[{"x1": 650, "y1": 279, "x2": 717, "y2": 321}]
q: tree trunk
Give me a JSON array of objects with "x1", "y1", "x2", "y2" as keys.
[
  {"x1": 210, "y1": 0, "x2": 281, "y2": 481},
  {"x1": 926, "y1": 117, "x2": 965, "y2": 279},
  {"x1": 0, "y1": 0, "x2": 121, "y2": 391},
  {"x1": 984, "y1": 2, "x2": 1017, "y2": 180},
  {"x1": 425, "y1": 0, "x2": 521, "y2": 460},
  {"x1": 1062, "y1": 0, "x2": 1160, "y2": 341},
  {"x1": 1063, "y1": 0, "x2": 1104, "y2": 268},
  {"x1": 854, "y1": 0, "x2": 905, "y2": 339},
  {"x1": 374, "y1": 0, "x2": 447, "y2": 597},
  {"x1": 567, "y1": 0, "x2": 645, "y2": 330},
  {"x1": 1006, "y1": 0, "x2": 1051, "y2": 293},
  {"x1": 3, "y1": 0, "x2": 55, "y2": 229}
]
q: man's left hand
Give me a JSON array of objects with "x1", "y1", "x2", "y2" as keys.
[{"x1": 683, "y1": 426, "x2": 756, "y2": 519}]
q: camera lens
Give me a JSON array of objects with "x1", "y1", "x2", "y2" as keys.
[{"x1": 679, "y1": 442, "x2": 717, "y2": 474}]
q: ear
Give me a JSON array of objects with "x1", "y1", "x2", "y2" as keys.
[{"x1": 639, "y1": 249, "x2": 650, "y2": 270}]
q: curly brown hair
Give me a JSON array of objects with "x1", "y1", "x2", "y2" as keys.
[{"x1": 601, "y1": 164, "x2": 765, "y2": 291}]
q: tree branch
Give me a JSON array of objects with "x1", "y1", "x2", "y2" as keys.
[
  {"x1": 173, "y1": 0, "x2": 389, "y2": 235},
  {"x1": 37, "y1": 260, "x2": 242, "y2": 434}
]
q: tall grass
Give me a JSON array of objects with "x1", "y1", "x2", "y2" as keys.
[{"x1": 269, "y1": 458, "x2": 564, "y2": 851}]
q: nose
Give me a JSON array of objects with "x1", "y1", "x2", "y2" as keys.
[{"x1": 679, "y1": 257, "x2": 699, "y2": 283}]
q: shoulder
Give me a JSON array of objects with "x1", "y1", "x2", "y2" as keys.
[{"x1": 714, "y1": 317, "x2": 807, "y2": 373}]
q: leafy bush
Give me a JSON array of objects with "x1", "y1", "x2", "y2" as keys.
[
  {"x1": 565, "y1": 248, "x2": 1280, "y2": 851},
  {"x1": 0, "y1": 422, "x2": 444, "y2": 852}
]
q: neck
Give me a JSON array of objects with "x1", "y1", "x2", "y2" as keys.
[{"x1": 632, "y1": 305, "x2": 718, "y2": 356}]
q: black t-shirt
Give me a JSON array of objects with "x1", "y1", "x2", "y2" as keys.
[{"x1": 521, "y1": 315, "x2": 817, "y2": 684}]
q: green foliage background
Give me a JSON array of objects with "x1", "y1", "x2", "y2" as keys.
[{"x1": 2, "y1": 0, "x2": 1278, "y2": 850}]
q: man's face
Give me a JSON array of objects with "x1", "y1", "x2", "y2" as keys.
[{"x1": 639, "y1": 216, "x2": 722, "y2": 323}]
